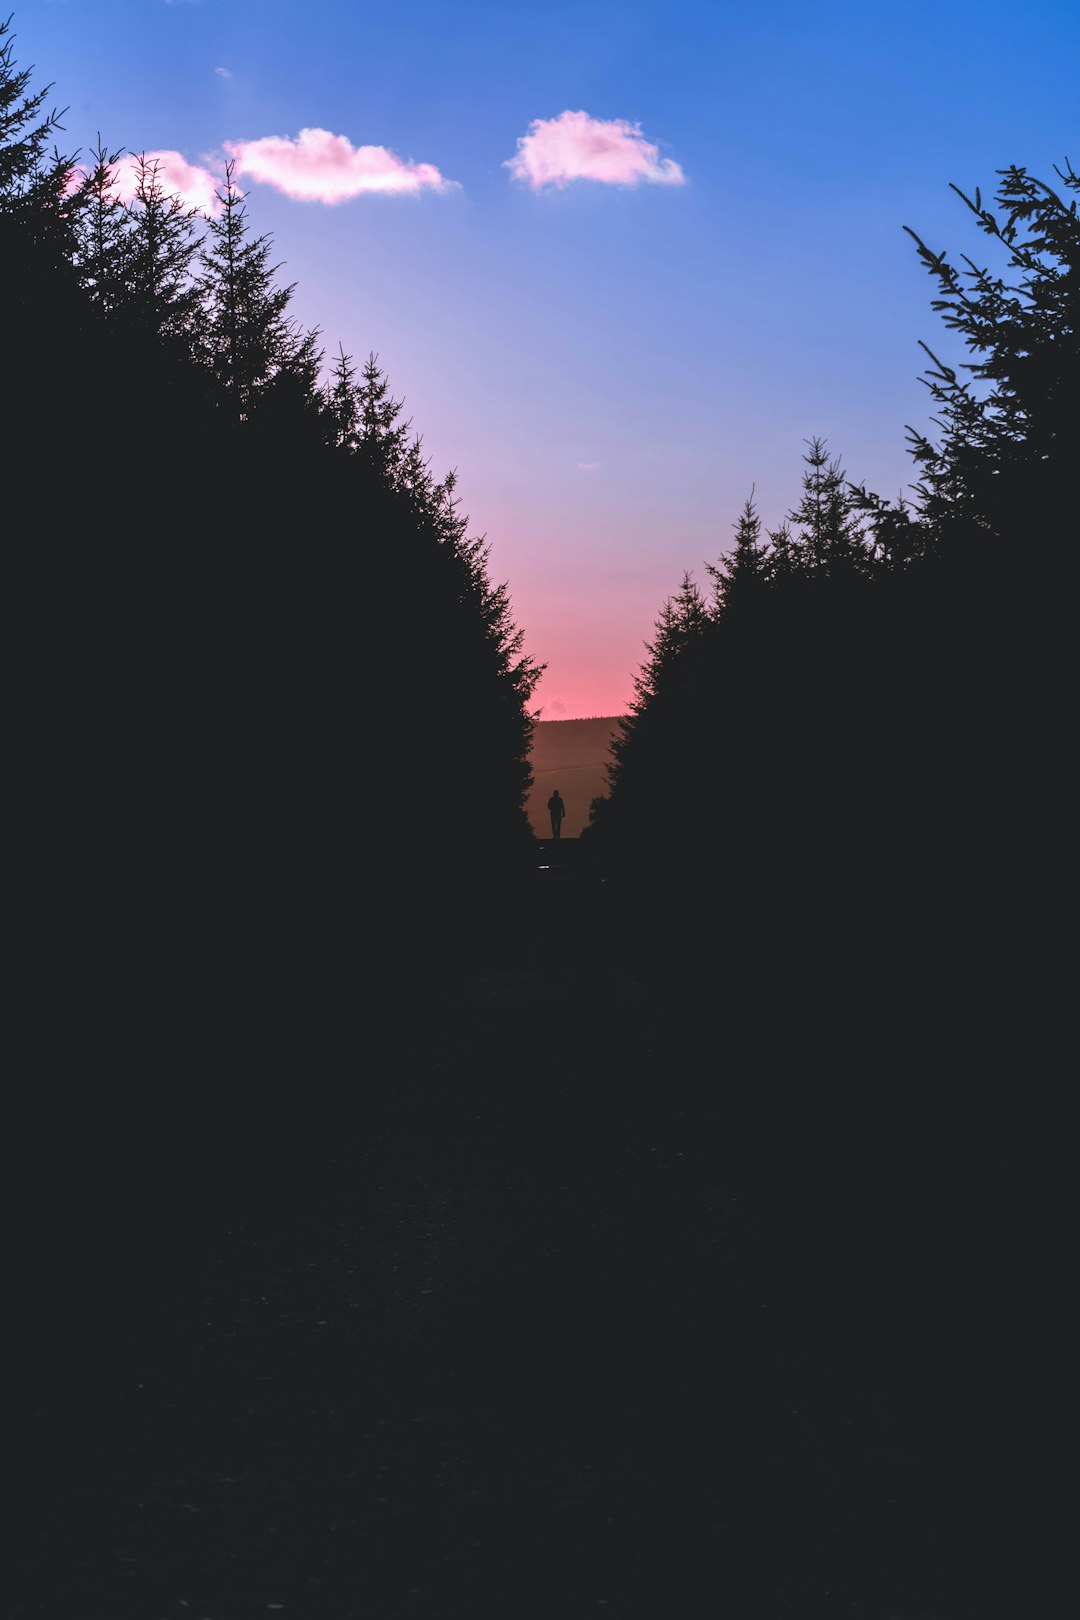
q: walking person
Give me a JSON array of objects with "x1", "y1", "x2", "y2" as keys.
[{"x1": 547, "y1": 788, "x2": 567, "y2": 840}]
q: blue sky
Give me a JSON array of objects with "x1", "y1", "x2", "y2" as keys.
[{"x1": 20, "y1": 0, "x2": 1079, "y2": 714}]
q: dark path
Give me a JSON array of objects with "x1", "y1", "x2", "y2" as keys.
[{"x1": 10, "y1": 841, "x2": 1050, "y2": 1619}]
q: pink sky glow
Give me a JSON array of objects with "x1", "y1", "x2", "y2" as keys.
[
  {"x1": 225, "y1": 129, "x2": 456, "y2": 202},
  {"x1": 504, "y1": 110, "x2": 686, "y2": 191}
]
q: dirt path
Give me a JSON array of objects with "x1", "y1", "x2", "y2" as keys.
[{"x1": 12, "y1": 842, "x2": 1017, "y2": 1619}]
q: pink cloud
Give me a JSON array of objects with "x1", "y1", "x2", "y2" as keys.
[
  {"x1": 225, "y1": 128, "x2": 456, "y2": 202},
  {"x1": 505, "y1": 110, "x2": 686, "y2": 191}
]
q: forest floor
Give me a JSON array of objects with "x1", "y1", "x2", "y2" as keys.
[{"x1": 10, "y1": 839, "x2": 1048, "y2": 1620}]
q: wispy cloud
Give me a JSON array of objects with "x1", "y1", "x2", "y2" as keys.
[
  {"x1": 225, "y1": 128, "x2": 457, "y2": 202},
  {"x1": 213, "y1": 66, "x2": 232, "y2": 81},
  {"x1": 578, "y1": 461, "x2": 600, "y2": 471},
  {"x1": 505, "y1": 110, "x2": 686, "y2": 191}
]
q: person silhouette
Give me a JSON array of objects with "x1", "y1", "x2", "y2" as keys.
[{"x1": 547, "y1": 789, "x2": 566, "y2": 840}]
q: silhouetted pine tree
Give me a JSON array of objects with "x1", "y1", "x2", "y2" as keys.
[
  {"x1": 903, "y1": 161, "x2": 1078, "y2": 559},
  {"x1": 324, "y1": 343, "x2": 361, "y2": 450},
  {"x1": 1, "y1": 13, "x2": 86, "y2": 408},
  {"x1": 706, "y1": 490, "x2": 768, "y2": 615},
  {"x1": 78, "y1": 150, "x2": 223, "y2": 464},
  {"x1": 611, "y1": 572, "x2": 710, "y2": 771},
  {"x1": 321, "y1": 351, "x2": 542, "y2": 895},
  {"x1": 591, "y1": 573, "x2": 712, "y2": 868},
  {"x1": 70, "y1": 135, "x2": 127, "y2": 317},
  {"x1": 762, "y1": 517, "x2": 796, "y2": 581},
  {"x1": 785, "y1": 437, "x2": 871, "y2": 578},
  {"x1": 353, "y1": 349, "x2": 415, "y2": 483},
  {"x1": 199, "y1": 161, "x2": 296, "y2": 419},
  {"x1": 118, "y1": 152, "x2": 203, "y2": 347},
  {"x1": 895, "y1": 163, "x2": 1079, "y2": 1020},
  {"x1": 0, "y1": 13, "x2": 70, "y2": 234},
  {"x1": 197, "y1": 160, "x2": 324, "y2": 462},
  {"x1": 423, "y1": 469, "x2": 543, "y2": 860},
  {"x1": 847, "y1": 484, "x2": 929, "y2": 572}
]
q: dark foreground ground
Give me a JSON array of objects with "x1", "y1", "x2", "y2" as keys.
[{"x1": 9, "y1": 840, "x2": 1064, "y2": 1619}]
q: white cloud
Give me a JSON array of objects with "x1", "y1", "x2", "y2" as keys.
[
  {"x1": 225, "y1": 128, "x2": 457, "y2": 202},
  {"x1": 506, "y1": 110, "x2": 686, "y2": 191}
]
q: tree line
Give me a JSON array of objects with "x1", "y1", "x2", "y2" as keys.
[
  {"x1": 3, "y1": 14, "x2": 555, "y2": 1236},
  {"x1": 2, "y1": 17, "x2": 543, "y2": 1040},
  {"x1": 585, "y1": 158, "x2": 1076, "y2": 1068}
]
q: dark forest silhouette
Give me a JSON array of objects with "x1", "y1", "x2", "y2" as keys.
[
  {"x1": 585, "y1": 162, "x2": 1075, "y2": 1082},
  {"x1": 5, "y1": 5, "x2": 547, "y2": 1501},
  {"x1": 4, "y1": 26, "x2": 542, "y2": 967},
  {"x1": 4, "y1": 19, "x2": 1072, "y2": 1620},
  {"x1": 4, "y1": 14, "x2": 544, "y2": 1195}
]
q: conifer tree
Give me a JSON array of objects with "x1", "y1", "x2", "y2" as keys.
[
  {"x1": 199, "y1": 161, "x2": 296, "y2": 419},
  {"x1": 119, "y1": 152, "x2": 203, "y2": 349},
  {"x1": 403, "y1": 454, "x2": 543, "y2": 856},
  {"x1": 706, "y1": 490, "x2": 768, "y2": 616},
  {"x1": 259, "y1": 316, "x2": 324, "y2": 433},
  {"x1": 1, "y1": 14, "x2": 88, "y2": 483},
  {"x1": 315, "y1": 350, "x2": 542, "y2": 884},
  {"x1": 785, "y1": 437, "x2": 869, "y2": 577},
  {"x1": 343, "y1": 350, "x2": 542, "y2": 792},
  {"x1": 846, "y1": 484, "x2": 929, "y2": 572},
  {"x1": 0, "y1": 13, "x2": 70, "y2": 226},
  {"x1": 353, "y1": 351, "x2": 414, "y2": 484},
  {"x1": 764, "y1": 517, "x2": 797, "y2": 581},
  {"x1": 70, "y1": 136, "x2": 127, "y2": 318},
  {"x1": 605, "y1": 573, "x2": 709, "y2": 797},
  {"x1": 862, "y1": 161, "x2": 1079, "y2": 562},
  {"x1": 897, "y1": 163, "x2": 1079, "y2": 945},
  {"x1": 627, "y1": 573, "x2": 709, "y2": 716},
  {"x1": 325, "y1": 344, "x2": 360, "y2": 451}
]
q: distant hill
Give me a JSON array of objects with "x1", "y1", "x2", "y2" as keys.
[{"x1": 526, "y1": 717, "x2": 623, "y2": 840}]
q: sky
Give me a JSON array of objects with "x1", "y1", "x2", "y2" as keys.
[{"x1": 18, "y1": 0, "x2": 1079, "y2": 717}]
